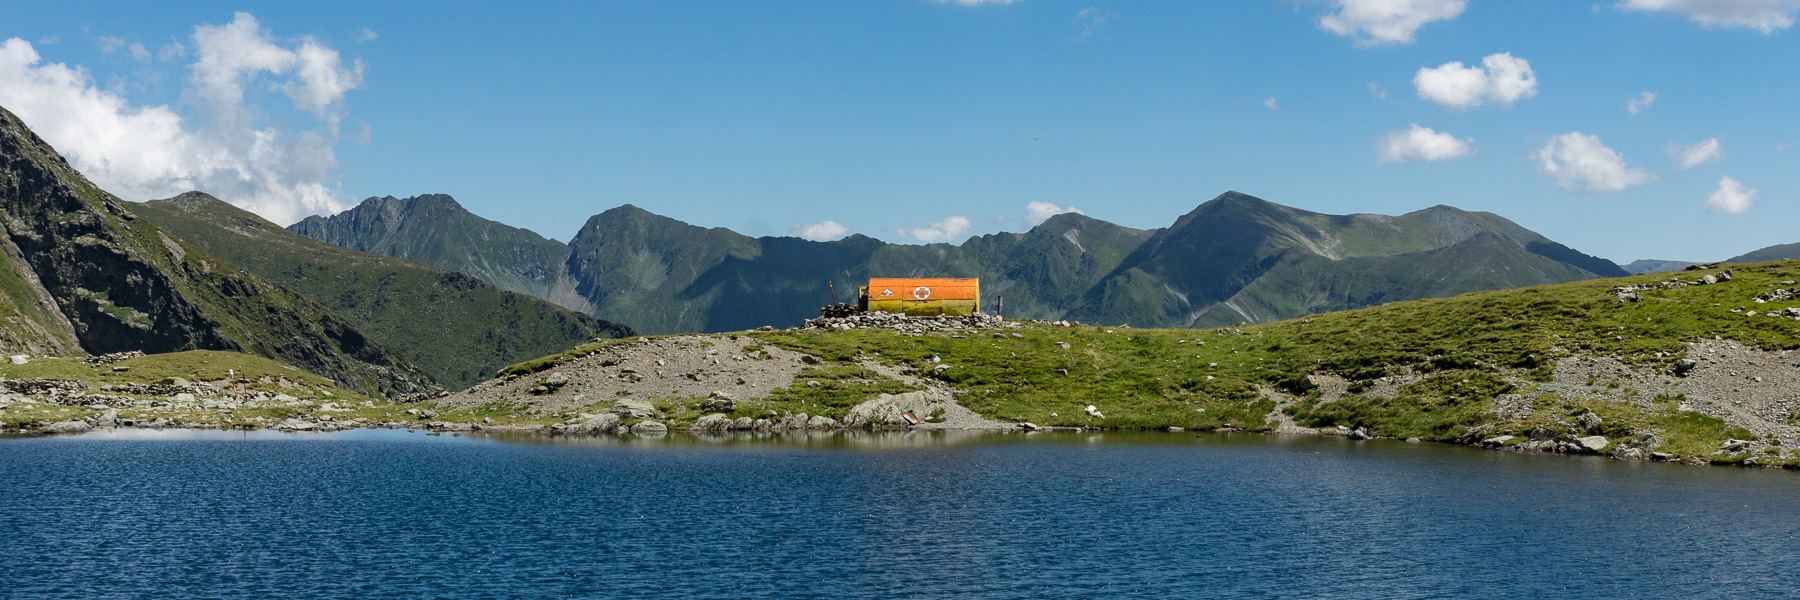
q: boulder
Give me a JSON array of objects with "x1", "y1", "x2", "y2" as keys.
[
  {"x1": 1348, "y1": 427, "x2": 1373, "y2": 440},
  {"x1": 701, "y1": 391, "x2": 736, "y2": 413},
  {"x1": 44, "y1": 420, "x2": 92, "y2": 434},
  {"x1": 784, "y1": 413, "x2": 811, "y2": 429},
  {"x1": 630, "y1": 420, "x2": 668, "y2": 434},
  {"x1": 689, "y1": 413, "x2": 731, "y2": 432},
  {"x1": 1575, "y1": 436, "x2": 1610, "y2": 453},
  {"x1": 8, "y1": 355, "x2": 27, "y2": 365},
  {"x1": 542, "y1": 372, "x2": 570, "y2": 389},
  {"x1": 731, "y1": 417, "x2": 754, "y2": 430},
  {"x1": 806, "y1": 415, "x2": 839, "y2": 430},
  {"x1": 93, "y1": 408, "x2": 118, "y2": 428},
  {"x1": 844, "y1": 391, "x2": 949, "y2": 426},
  {"x1": 610, "y1": 399, "x2": 659, "y2": 419},
  {"x1": 1577, "y1": 411, "x2": 1604, "y2": 434},
  {"x1": 559, "y1": 412, "x2": 620, "y2": 434},
  {"x1": 1673, "y1": 359, "x2": 1697, "y2": 376},
  {"x1": 1481, "y1": 435, "x2": 1515, "y2": 447},
  {"x1": 1084, "y1": 405, "x2": 1105, "y2": 419}
]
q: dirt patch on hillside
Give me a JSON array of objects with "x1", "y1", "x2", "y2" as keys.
[
  {"x1": 442, "y1": 335, "x2": 811, "y2": 413},
  {"x1": 1528, "y1": 339, "x2": 1800, "y2": 445}
]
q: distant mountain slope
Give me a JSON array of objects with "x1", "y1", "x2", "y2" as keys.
[
  {"x1": 289, "y1": 195, "x2": 592, "y2": 313},
  {"x1": 1624, "y1": 259, "x2": 1701, "y2": 275},
  {"x1": 1730, "y1": 242, "x2": 1800, "y2": 264},
  {"x1": 294, "y1": 190, "x2": 1622, "y2": 334},
  {"x1": 1077, "y1": 192, "x2": 1624, "y2": 327},
  {"x1": 137, "y1": 192, "x2": 635, "y2": 389},
  {"x1": 0, "y1": 105, "x2": 438, "y2": 398}
]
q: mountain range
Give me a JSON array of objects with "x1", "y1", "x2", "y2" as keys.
[
  {"x1": 134, "y1": 193, "x2": 634, "y2": 389},
  {"x1": 291, "y1": 191, "x2": 1631, "y2": 334}
]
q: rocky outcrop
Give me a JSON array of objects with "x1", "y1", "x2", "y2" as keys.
[{"x1": 0, "y1": 104, "x2": 439, "y2": 398}]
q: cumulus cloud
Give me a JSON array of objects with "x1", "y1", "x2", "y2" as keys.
[
  {"x1": 899, "y1": 216, "x2": 973, "y2": 243},
  {"x1": 1703, "y1": 176, "x2": 1758, "y2": 214},
  {"x1": 789, "y1": 220, "x2": 851, "y2": 241},
  {"x1": 1627, "y1": 91, "x2": 1656, "y2": 114},
  {"x1": 1413, "y1": 53, "x2": 1538, "y2": 110},
  {"x1": 1620, "y1": 0, "x2": 1800, "y2": 33},
  {"x1": 1376, "y1": 124, "x2": 1474, "y2": 163},
  {"x1": 1534, "y1": 132, "x2": 1658, "y2": 193},
  {"x1": 1319, "y1": 0, "x2": 1467, "y2": 46},
  {"x1": 0, "y1": 12, "x2": 365, "y2": 225},
  {"x1": 1666, "y1": 137, "x2": 1723, "y2": 169},
  {"x1": 1024, "y1": 201, "x2": 1084, "y2": 227}
]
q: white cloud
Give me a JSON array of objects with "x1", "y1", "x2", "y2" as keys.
[
  {"x1": 97, "y1": 36, "x2": 126, "y2": 54},
  {"x1": 1263, "y1": 97, "x2": 1283, "y2": 111},
  {"x1": 158, "y1": 42, "x2": 186, "y2": 62},
  {"x1": 1413, "y1": 53, "x2": 1538, "y2": 110},
  {"x1": 789, "y1": 220, "x2": 851, "y2": 241},
  {"x1": 1376, "y1": 124, "x2": 1474, "y2": 163},
  {"x1": 1620, "y1": 0, "x2": 1800, "y2": 33},
  {"x1": 0, "y1": 13, "x2": 365, "y2": 225},
  {"x1": 1627, "y1": 91, "x2": 1657, "y2": 114},
  {"x1": 1024, "y1": 201, "x2": 1085, "y2": 227},
  {"x1": 356, "y1": 28, "x2": 379, "y2": 42},
  {"x1": 1072, "y1": 7, "x2": 1118, "y2": 41},
  {"x1": 1666, "y1": 137, "x2": 1722, "y2": 169},
  {"x1": 1319, "y1": 0, "x2": 1468, "y2": 46},
  {"x1": 932, "y1": 0, "x2": 1022, "y2": 5},
  {"x1": 1368, "y1": 81, "x2": 1387, "y2": 99},
  {"x1": 898, "y1": 216, "x2": 973, "y2": 243},
  {"x1": 1703, "y1": 176, "x2": 1758, "y2": 213},
  {"x1": 1534, "y1": 132, "x2": 1658, "y2": 193}
]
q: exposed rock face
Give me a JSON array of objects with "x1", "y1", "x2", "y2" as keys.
[{"x1": 0, "y1": 105, "x2": 439, "y2": 398}]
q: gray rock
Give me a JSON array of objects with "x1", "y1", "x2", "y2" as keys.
[
  {"x1": 630, "y1": 420, "x2": 668, "y2": 434},
  {"x1": 784, "y1": 413, "x2": 811, "y2": 429},
  {"x1": 1577, "y1": 411, "x2": 1604, "y2": 434},
  {"x1": 610, "y1": 399, "x2": 659, "y2": 419},
  {"x1": 800, "y1": 355, "x2": 821, "y2": 365},
  {"x1": 1481, "y1": 435, "x2": 1516, "y2": 447},
  {"x1": 1406, "y1": 437, "x2": 1422, "y2": 443},
  {"x1": 805, "y1": 415, "x2": 839, "y2": 430},
  {"x1": 701, "y1": 391, "x2": 736, "y2": 413},
  {"x1": 1674, "y1": 358, "x2": 1698, "y2": 375},
  {"x1": 8, "y1": 355, "x2": 27, "y2": 365},
  {"x1": 731, "y1": 416, "x2": 754, "y2": 431},
  {"x1": 45, "y1": 420, "x2": 92, "y2": 434},
  {"x1": 806, "y1": 380, "x2": 822, "y2": 388},
  {"x1": 93, "y1": 408, "x2": 118, "y2": 428},
  {"x1": 559, "y1": 412, "x2": 620, "y2": 434},
  {"x1": 542, "y1": 372, "x2": 570, "y2": 389},
  {"x1": 1576, "y1": 436, "x2": 1609, "y2": 452},
  {"x1": 1348, "y1": 427, "x2": 1373, "y2": 440},
  {"x1": 1720, "y1": 439, "x2": 1753, "y2": 452},
  {"x1": 689, "y1": 413, "x2": 732, "y2": 431}
]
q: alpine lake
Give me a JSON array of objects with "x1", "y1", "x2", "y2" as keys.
[{"x1": 2, "y1": 428, "x2": 1796, "y2": 599}]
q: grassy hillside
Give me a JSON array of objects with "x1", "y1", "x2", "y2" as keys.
[
  {"x1": 136, "y1": 193, "x2": 635, "y2": 390},
  {"x1": 1732, "y1": 242, "x2": 1800, "y2": 263},
  {"x1": 0, "y1": 105, "x2": 438, "y2": 398},
  {"x1": 740, "y1": 260, "x2": 1800, "y2": 464}
]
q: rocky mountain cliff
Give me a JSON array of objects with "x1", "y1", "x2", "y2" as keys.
[
  {"x1": 294, "y1": 191, "x2": 1624, "y2": 334},
  {"x1": 0, "y1": 105, "x2": 438, "y2": 398},
  {"x1": 137, "y1": 192, "x2": 635, "y2": 389}
]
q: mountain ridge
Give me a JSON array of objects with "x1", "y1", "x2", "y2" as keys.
[{"x1": 292, "y1": 190, "x2": 1624, "y2": 335}]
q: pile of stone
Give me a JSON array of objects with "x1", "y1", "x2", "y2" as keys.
[
  {"x1": 82, "y1": 351, "x2": 144, "y2": 365},
  {"x1": 1752, "y1": 285, "x2": 1794, "y2": 304},
  {"x1": 797, "y1": 311, "x2": 1017, "y2": 334},
  {"x1": 0, "y1": 378, "x2": 88, "y2": 396},
  {"x1": 1609, "y1": 270, "x2": 1732, "y2": 302}
]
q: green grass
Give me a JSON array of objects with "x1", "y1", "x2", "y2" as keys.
[{"x1": 726, "y1": 260, "x2": 1800, "y2": 464}]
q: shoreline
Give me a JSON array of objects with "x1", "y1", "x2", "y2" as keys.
[{"x1": 8, "y1": 419, "x2": 1793, "y2": 470}]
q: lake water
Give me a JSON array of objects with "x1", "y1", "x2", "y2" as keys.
[{"x1": 2, "y1": 429, "x2": 1796, "y2": 599}]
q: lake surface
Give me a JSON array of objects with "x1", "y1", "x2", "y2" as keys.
[{"x1": 2, "y1": 429, "x2": 1796, "y2": 599}]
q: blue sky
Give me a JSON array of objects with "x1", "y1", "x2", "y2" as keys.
[{"x1": 3, "y1": 1, "x2": 1797, "y2": 263}]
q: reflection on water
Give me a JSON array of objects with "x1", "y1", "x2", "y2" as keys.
[{"x1": 3, "y1": 427, "x2": 1797, "y2": 599}]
